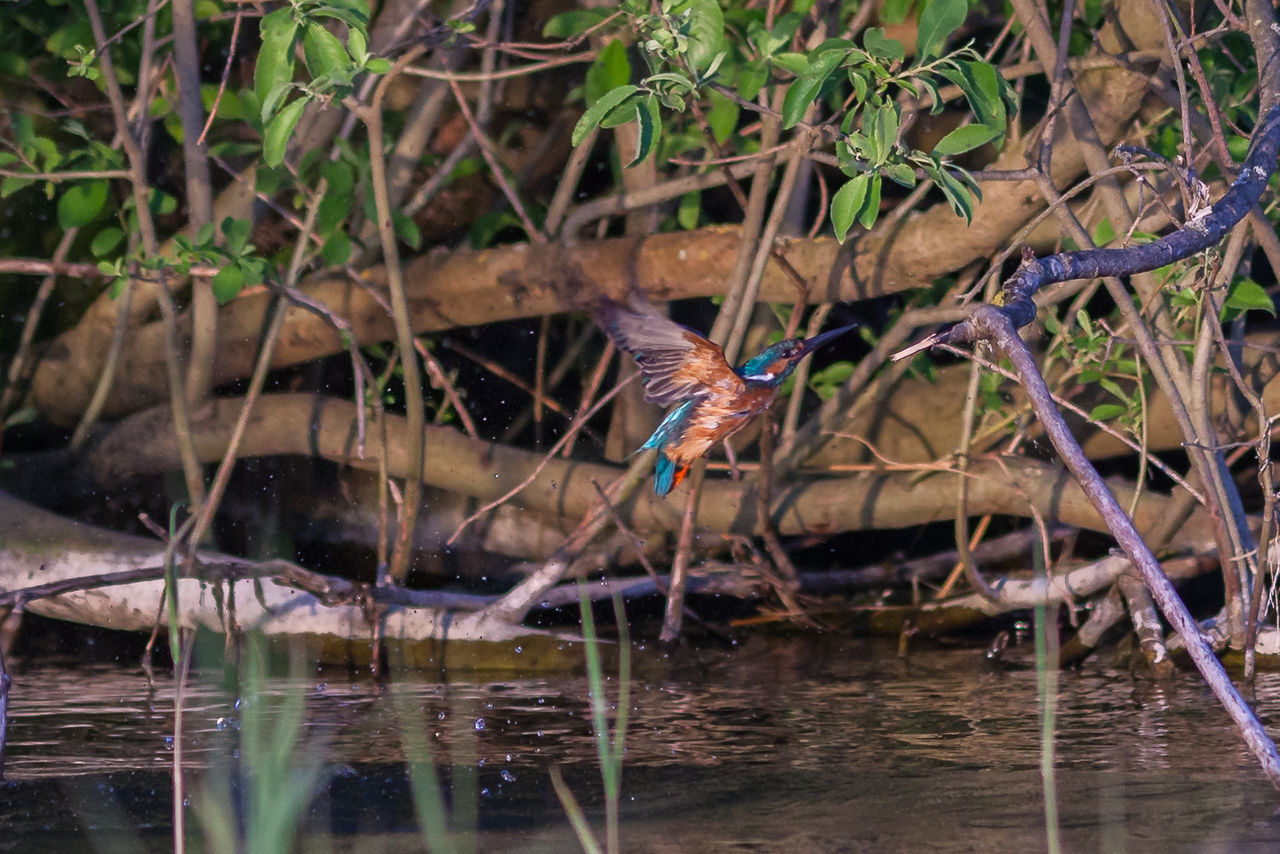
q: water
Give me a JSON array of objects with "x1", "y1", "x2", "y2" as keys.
[{"x1": 2, "y1": 634, "x2": 1280, "y2": 852}]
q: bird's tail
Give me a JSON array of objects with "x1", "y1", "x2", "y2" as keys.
[{"x1": 653, "y1": 453, "x2": 690, "y2": 496}]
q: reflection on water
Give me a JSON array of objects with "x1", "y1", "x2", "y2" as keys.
[{"x1": 2, "y1": 634, "x2": 1280, "y2": 852}]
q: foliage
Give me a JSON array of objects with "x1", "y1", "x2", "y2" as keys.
[{"x1": 559, "y1": 0, "x2": 1009, "y2": 237}]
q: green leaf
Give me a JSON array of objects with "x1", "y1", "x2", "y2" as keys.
[
  {"x1": 736, "y1": 60, "x2": 769, "y2": 100},
  {"x1": 347, "y1": 26, "x2": 368, "y2": 64},
  {"x1": 781, "y1": 48, "x2": 846, "y2": 129},
  {"x1": 542, "y1": 8, "x2": 613, "y2": 39},
  {"x1": 211, "y1": 264, "x2": 244, "y2": 304},
  {"x1": 706, "y1": 88, "x2": 739, "y2": 145},
  {"x1": 221, "y1": 216, "x2": 252, "y2": 255},
  {"x1": 881, "y1": 0, "x2": 915, "y2": 25},
  {"x1": 1088, "y1": 403, "x2": 1126, "y2": 422},
  {"x1": 872, "y1": 103, "x2": 900, "y2": 163},
  {"x1": 255, "y1": 7, "x2": 298, "y2": 106},
  {"x1": 572, "y1": 84, "x2": 638, "y2": 146},
  {"x1": 831, "y1": 174, "x2": 869, "y2": 243},
  {"x1": 585, "y1": 39, "x2": 631, "y2": 105},
  {"x1": 677, "y1": 190, "x2": 701, "y2": 230},
  {"x1": 263, "y1": 97, "x2": 307, "y2": 167},
  {"x1": 468, "y1": 210, "x2": 524, "y2": 249},
  {"x1": 302, "y1": 21, "x2": 350, "y2": 78},
  {"x1": 321, "y1": 231, "x2": 352, "y2": 266},
  {"x1": 859, "y1": 174, "x2": 881, "y2": 229},
  {"x1": 770, "y1": 52, "x2": 809, "y2": 76},
  {"x1": 941, "y1": 61, "x2": 1006, "y2": 134},
  {"x1": 916, "y1": 0, "x2": 967, "y2": 58},
  {"x1": 862, "y1": 28, "x2": 905, "y2": 62},
  {"x1": 364, "y1": 57, "x2": 391, "y2": 74},
  {"x1": 90, "y1": 227, "x2": 124, "y2": 257},
  {"x1": 150, "y1": 190, "x2": 178, "y2": 216},
  {"x1": 627, "y1": 95, "x2": 661, "y2": 167},
  {"x1": 393, "y1": 211, "x2": 421, "y2": 249},
  {"x1": 1223, "y1": 278, "x2": 1276, "y2": 317},
  {"x1": 685, "y1": 0, "x2": 726, "y2": 73},
  {"x1": 57, "y1": 180, "x2": 108, "y2": 228},
  {"x1": 1091, "y1": 217, "x2": 1115, "y2": 247},
  {"x1": 934, "y1": 167, "x2": 976, "y2": 222},
  {"x1": 1098, "y1": 377, "x2": 1129, "y2": 403},
  {"x1": 1, "y1": 176, "x2": 34, "y2": 198},
  {"x1": 309, "y1": 0, "x2": 370, "y2": 30},
  {"x1": 809, "y1": 361, "x2": 855, "y2": 399},
  {"x1": 932, "y1": 123, "x2": 1002, "y2": 156},
  {"x1": 883, "y1": 162, "x2": 917, "y2": 187}
]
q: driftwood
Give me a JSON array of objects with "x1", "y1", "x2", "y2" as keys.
[
  {"x1": 90, "y1": 393, "x2": 1224, "y2": 552},
  {"x1": 0, "y1": 490, "x2": 578, "y2": 669}
]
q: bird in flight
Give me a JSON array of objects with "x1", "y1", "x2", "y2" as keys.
[{"x1": 595, "y1": 296, "x2": 856, "y2": 496}]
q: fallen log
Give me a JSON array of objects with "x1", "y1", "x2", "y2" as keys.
[{"x1": 0, "y1": 491, "x2": 578, "y2": 670}]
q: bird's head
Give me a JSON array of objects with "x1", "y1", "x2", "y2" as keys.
[{"x1": 737, "y1": 324, "x2": 858, "y2": 385}]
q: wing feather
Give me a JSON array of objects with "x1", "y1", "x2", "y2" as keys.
[{"x1": 595, "y1": 297, "x2": 744, "y2": 405}]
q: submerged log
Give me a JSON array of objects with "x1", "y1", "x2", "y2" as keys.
[{"x1": 0, "y1": 491, "x2": 578, "y2": 670}]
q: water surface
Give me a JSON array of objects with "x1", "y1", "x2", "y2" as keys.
[{"x1": 2, "y1": 634, "x2": 1279, "y2": 852}]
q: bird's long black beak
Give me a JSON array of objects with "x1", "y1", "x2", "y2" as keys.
[{"x1": 797, "y1": 323, "x2": 858, "y2": 358}]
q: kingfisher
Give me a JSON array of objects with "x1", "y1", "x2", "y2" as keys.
[{"x1": 595, "y1": 296, "x2": 857, "y2": 496}]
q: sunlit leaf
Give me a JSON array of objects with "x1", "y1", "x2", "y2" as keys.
[
  {"x1": 1088, "y1": 403, "x2": 1126, "y2": 422},
  {"x1": 917, "y1": 0, "x2": 967, "y2": 58},
  {"x1": 770, "y1": 52, "x2": 809, "y2": 76},
  {"x1": 685, "y1": 0, "x2": 726, "y2": 73},
  {"x1": 831, "y1": 174, "x2": 869, "y2": 243},
  {"x1": 263, "y1": 97, "x2": 307, "y2": 167},
  {"x1": 863, "y1": 28, "x2": 905, "y2": 62},
  {"x1": 585, "y1": 39, "x2": 631, "y2": 105},
  {"x1": 255, "y1": 7, "x2": 298, "y2": 106},
  {"x1": 781, "y1": 48, "x2": 845, "y2": 129},
  {"x1": 1091, "y1": 218, "x2": 1115, "y2": 247},
  {"x1": 572, "y1": 84, "x2": 638, "y2": 146},
  {"x1": 932, "y1": 123, "x2": 1002, "y2": 156},
  {"x1": 302, "y1": 21, "x2": 350, "y2": 79},
  {"x1": 1223, "y1": 277, "x2": 1276, "y2": 317}
]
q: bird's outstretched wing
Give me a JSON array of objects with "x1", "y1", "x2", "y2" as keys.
[{"x1": 594, "y1": 296, "x2": 744, "y2": 405}]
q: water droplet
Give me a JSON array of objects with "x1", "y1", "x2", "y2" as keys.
[
  {"x1": 163, "y1": 736, "x2": 174, "y2": 750},
  {"x1": 215, "y1": 717, "x2": 230, "y2": 731},
  {"x1": 480, "y1": 788, "x2": 492, "y2": 798},
  {"x1": 438, "y1": 711, "x2": 446, "y2": 721},
  {"x1": 474, "y1": 718, "x2": 486, "y2": 731},
  {"x1": 536, "y1": 730, "x2": 544, "y2": 737},
  {"x1": 315, "y1": 682, "x2": 328, "y2": 695},
  {"x1": 477, "y1": 757, "x2": 486, "y2": 768},
  {"x1": 514, "y1": 645, "x2": 523, "y2": 654},
  {"x1": 500, "y1": 769, "x2": 516, "y2": 783}
]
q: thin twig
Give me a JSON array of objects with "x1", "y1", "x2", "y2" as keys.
[{"x1": 447, "y1": 373, "x2": 638, "y2": 545}]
